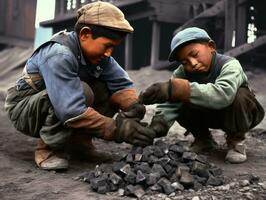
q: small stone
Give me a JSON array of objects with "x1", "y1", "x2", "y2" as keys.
[
  {"x1": 149, "y1": 183, "x2": 162, "y2": 192},
  {"x1": 216, "y1": 184, "x2": 230, "y2": 191},
  {"x1": 206, "y1": 175, "x2": 224, "y2": 186},
  {"x1": 126, "y1": 153, "x2": 133, "y2": 163},
  {"x1": 135, "y1": 163, "x2": 151, "y2": 174},
  {"x1": 171, "y1": 182, "x2": 184, "y2": 191},
  {"x1": 192, "y1": 196, "x2": 200, "y2": 200},
  {"x1": 244, "y1": 192, "x2": 255, "y2": 200},
  {"x1": 157, "y1": 177, "x2": 175, "y2": 195},
  {"x1": 249, "y1": 174, "x2": 260, "y2": 184},
  {"x1": 124, "y1": 171, "x2": 136, "y2": 184},
  {"x1": 179, "y1": 171, "x2": 194, "y2": 189},
  {"x1": 229, "y1": 181, "x2": 238, "y2": 188},
  {"x1": 168, "y1": 192, "x2": 176, "y2": 197},
  {"x1": 120, "y1": 164, "x2": 131, "y2": 175},
  {"x1": 136, "y1": 170, "x2": 146, "y2": 183},
  {"x1": 134, "y1": 153, "x2": 142, "y2": 161},
  {"x1": 109, "y1": 173, "x2": 122, "y2": 185},
  {"x1": 117, "y1": 188, "x2": 124, "y2": 196},
  {"x1": 153, "y1": 146, "x2": 164, "y2": 157},
  {"x1": 240, "y1": 180, "x2": 250, "y2": 187},
  {"x1": 182, "y1": 151, "x2": 197, "y2": 162},
  {"x1": 258, "y1": 181, "x2": 266, "y2": 190},
  {"x1": 175, "y1": 195, "x2": 185, "y2": 200},
  {"x1": 151, "y1": 164, "x2": 167, "y2": 177},
  {"x1": 146, "y1": 172, "x2": 161, "y2": 186}
]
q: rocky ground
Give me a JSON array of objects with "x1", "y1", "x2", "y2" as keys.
[{"x1": 0, "y1": 66, "x2": 266, "y2": 200}]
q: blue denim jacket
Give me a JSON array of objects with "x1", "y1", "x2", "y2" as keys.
[{"x1": 16, "y1": 31, "x2": 134, "y2": 123}]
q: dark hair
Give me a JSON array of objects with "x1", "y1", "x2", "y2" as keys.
[{"x1": 74, "y1": 23, "x2": 127, "y2": 40}]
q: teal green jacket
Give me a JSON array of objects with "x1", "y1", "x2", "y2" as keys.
[{"x1": 157, "y1": 53, "x2": 248, "y2": 126}]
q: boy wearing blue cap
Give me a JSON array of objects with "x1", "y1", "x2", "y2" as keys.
[{"x1": 140, "y1": 27, "x2": 265, "y2": 163}]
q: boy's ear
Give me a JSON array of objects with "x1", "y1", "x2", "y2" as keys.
[
  {"x1": 79, "y1": 27, "x2": 92, "y2": 40},
  {"x1": 208, "y1": 40, "x2": 216, "y2": 50}
]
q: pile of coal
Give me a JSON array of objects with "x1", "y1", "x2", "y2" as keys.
[{"x1": 79, "y1": 140, "x2": 224, "y2": 198}]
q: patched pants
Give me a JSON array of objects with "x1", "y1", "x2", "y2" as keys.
[
  {"x1": 176, "y1": 87, "x2": 265, "y2": 139},
  {"x1": 4, "y1": 80, "x2": 117, "y2": 149}
]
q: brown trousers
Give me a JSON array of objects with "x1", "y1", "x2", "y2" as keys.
[{"x1": 177, "y1": 87, "x2": 265, "y2": 140}]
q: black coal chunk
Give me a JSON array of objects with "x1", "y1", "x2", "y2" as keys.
[
  {"x1": 157, "y1": 177, "x2": 175, "y2": 195},
  {"x1": 81, "y1": 140, "x2": 225, "y2": 197}
]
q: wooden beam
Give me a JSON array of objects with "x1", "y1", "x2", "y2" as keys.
[
  {"x1": 174, "y1": 0, "x2": 225, "y2": 34},
  {"x1": 127, "y1": 10, "x2": 155, "y2": 21},
  {"x1": 125, "y1": 34, "x2": 133, "y2": 70},
  {"x1": 0, "y1": 1, "x2": 6, "y2": 33},
  {"x1": 149, "y1": 0, "x2": 218, "y2": 4},
  {"x1": 150, "y1": 21, "x2": 160, "y2": 68},
  {"x1": 235, "y1": 0, "x2": 247, "y2": 46},
  {"x1": 224, "y1": 0, "x2": 236, "y2": 51},
  {"x1": 114, "y1": 0, "x2": 144, "y2": 7},
  {"x1": 225, "y1": 35, "x2": 266, "y2": 57}
]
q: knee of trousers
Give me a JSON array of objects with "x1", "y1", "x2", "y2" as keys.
[
  {"x1": 81, "y1": 80, "x2": 112, "y2": 106},
  {"x1": 83, "y1": 80, "x2": 117, "y2": 117},
  {"x1": 176, "y1": 103, "x2": 211, "y2": 133},
  {"x1": 224, "y1": 87, "x2": 264, "y2": 132},
  {"x1": 81, "y1": 81, "x2": 94, "y2": 107}
]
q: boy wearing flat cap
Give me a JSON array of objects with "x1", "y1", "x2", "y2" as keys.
[
  {"x1": 140, "y1": 27, "x2": 265, "y2": 163},
  {"x1": 5, "y1": 1, "x2": 157, "y2": 170}
]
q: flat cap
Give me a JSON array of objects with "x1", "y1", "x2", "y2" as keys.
[
  {"x1": 168, "y1": 27, "x2": 211, "y2": 61},
  {"x1": 77, "y1": 1, "x2": 133, "y2": 33}
]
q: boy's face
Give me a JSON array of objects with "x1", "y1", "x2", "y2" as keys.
[
  {"x1": 79, "y1": 30, "x2": 122, "y2": 64},
  {"x1": 176, "y1": 42, "x2": 215, "y2": 73}
]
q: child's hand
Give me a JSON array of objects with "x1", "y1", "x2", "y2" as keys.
[{"x1": 139, "y1": 80, "x2": 171, "y2": 105}]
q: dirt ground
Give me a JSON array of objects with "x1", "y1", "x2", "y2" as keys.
[{"x1": 0, "y1": 66, "x2": 266, "y2": 200}]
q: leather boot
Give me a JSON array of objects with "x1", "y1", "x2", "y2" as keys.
[
  {"x1": 66, "y1": 134, "x2": 112, "y2": 163},
  {"x1": 225, "y1": 135, "x2": 247, "y2": 163},
  {"x1": 35, "y1": 139, "x2": 68, "y2": 170}
]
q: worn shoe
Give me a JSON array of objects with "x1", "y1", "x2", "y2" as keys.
[
  {"x1": 225, "y1": 141, "x2": 247, "y2": 163},
  {"x1": 35, "y1": 139, "x2": 68, "y2": 170},
  {"x1": 190, "y1": 134, "x2": 218, "y2": 153},
  {"x1": 66, "y1": 134, "x2": 113, "y2": 163}
]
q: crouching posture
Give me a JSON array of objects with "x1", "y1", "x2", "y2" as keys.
[
  {"x1": 140, "y1": 27, "x2": 265, "y2": 163},
  {"x1": 4, "y1": 2, "x2": 157, "y2": 170}
]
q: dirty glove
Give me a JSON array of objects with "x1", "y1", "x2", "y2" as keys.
[
  {"x1": 114, "y1": 113, "x2": 156, "y2": 147},
  {"x1": 139, "y1": 79, "x2": 190, "y2": 105},
  {"x1": 149, "y1": 115, "x2": 169, "y2": 137},
  {"x1": 139, "y1": 80, "x2": 171, "y2": 105},
  {"x1": 122, "y1": 102, "x2": 146, "y2": 119},
  {"x1": 111, "y1": 88, "x2": 146, "y2": 119}
]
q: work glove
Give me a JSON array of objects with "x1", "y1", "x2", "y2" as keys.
[
  {"x1": 139, "y1": 78, "x2": 190, "y2": 105},
  {"x1": 149, "y1": 115, "x2": 170, "y2": 137},
  {"x1": 114, "y1": 112, "x2": 156, "y2": 147},
  {"x1": 64, "y1": 108, "x2": 116, "y2": 141},
  {"x1": 139, "y1": 80, "x2": 171, "y2": 105},
  {"x1": 121, "y1": 102, "x2": 146, "y2": 119}
]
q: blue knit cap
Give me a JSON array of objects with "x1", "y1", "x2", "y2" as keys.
[{"x1": 168, "y1": 27, "x2": 211, "y2": 62}]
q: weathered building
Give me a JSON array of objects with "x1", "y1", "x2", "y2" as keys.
[
  {"x1": 0, "y1": 0, "x2": 36, "y2": 93},
  {"x1": 40, "y1": 0, "x2": 266, "y2": 70},
  {"x1": 40, "y1": 0, "x2": 220, "y2": 69},
  {"x1": 0, "y1": 0, "x2": 36, "y2": 48}
]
